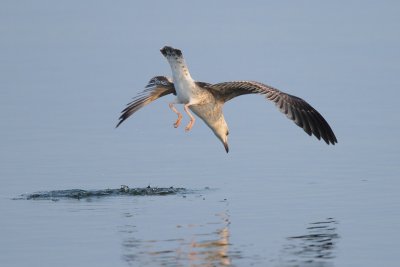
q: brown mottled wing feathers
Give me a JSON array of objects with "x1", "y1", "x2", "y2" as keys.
[
  {"x1": 116, "y1": 76, "x2": 175, "y2": 127},
  {"x1": 206, "y1": 81, "x2": 337, "y2": 144}
]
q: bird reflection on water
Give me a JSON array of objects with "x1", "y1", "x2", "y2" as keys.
[
  {"x1": 121, "y1": 205, "x2": 239, "y2": 267},
  {"x1": 186, "y1": 213, "x2": 231, "y2": 266},
  {"x1": 280, "y1": 218, "x2": 339, "y2": 267}
]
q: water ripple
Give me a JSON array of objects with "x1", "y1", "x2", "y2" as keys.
[
  {"x1": 17, "y1": 185, "x2": 191, "y2": 200},
  {"x1": 280, "y1": 218, "x2": 339, "y2": 267}
]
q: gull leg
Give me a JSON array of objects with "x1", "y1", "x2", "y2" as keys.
[
  {"x1": 184, "y1": 104, "x2": 195, "y2": 132},
  {"x1": 169, "y1": 103, "x2": 182, "y2": 128}
]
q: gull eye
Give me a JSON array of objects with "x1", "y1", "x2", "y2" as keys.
[{"x1": 226, "y1": 130, "x2": 229, "y2": 136}]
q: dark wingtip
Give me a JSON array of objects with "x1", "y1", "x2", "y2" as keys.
[
  {"x1": 116, "y1": 114, "x2": 128, "y2": 128},
  {"x1": 115, "y1": 120, "x2": 123, "y2": 128},
  {"x1": 324, "y1": 135, "x2": 338, "y2": 145}
]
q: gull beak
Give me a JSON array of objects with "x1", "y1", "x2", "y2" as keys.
[{"x1": 223, "y1": 142, "x2": 229, "y2": 153}]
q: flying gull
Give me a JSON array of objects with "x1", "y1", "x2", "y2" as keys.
[{"x1": 116, "y1": 46, "x2": 337, "y2": 152}]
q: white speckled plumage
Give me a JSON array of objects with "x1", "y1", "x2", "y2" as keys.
[
  {"x1": 117, "y1": 46, "x2": 337, "y2": 153},
  {"x1": 160, "y1": 46, "x2": 201, "y2": 104}
]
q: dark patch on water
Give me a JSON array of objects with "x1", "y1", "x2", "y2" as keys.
[
  {"x1": 280, "y1": 218, "x2": 339, "y2": 267},
  {"x1": 17, "y1": 185, "x2": 192, "y2": 201}
]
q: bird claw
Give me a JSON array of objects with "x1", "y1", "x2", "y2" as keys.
[
  {"x1": 173, "y1": 115, "x2": 182, "y2": 128},
  {"x1": 173, "y1": 120, "x2": 181, "y2": 128},
  {"x1": 185, "y1": 121, "x2": 194, "y2": 132}
]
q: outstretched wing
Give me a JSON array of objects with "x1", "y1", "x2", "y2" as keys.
[
  {"x1": 116, "y1": 76, "x2": 176, "y2": 127},
  {"x1": 206, "y1": 81, "x2": 337, "y2": 145}
]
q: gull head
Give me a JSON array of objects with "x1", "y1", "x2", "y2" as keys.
[{"x1": 211, "y1": 119, "x2": 230, "y2": 153}]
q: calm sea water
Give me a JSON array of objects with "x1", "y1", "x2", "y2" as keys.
[{"x1": 1, "y1": 1, "x2": 399, "y2": 266}]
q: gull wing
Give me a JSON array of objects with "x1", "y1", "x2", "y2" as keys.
[
  {"x1": 206, "y1": 81, "x2": 337, "y2": 145},
  {"x1": 116, "y1": 76, "x2": 176, "y2": 127}
]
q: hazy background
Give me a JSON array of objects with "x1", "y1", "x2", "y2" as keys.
[{"x1": 1, "y1": 1, "x2": 399, "y2": 266}]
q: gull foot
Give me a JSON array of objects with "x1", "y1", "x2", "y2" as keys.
[
  {"x1": 173, "y1": 115, "x2": 182, "y2": 128},
  {"x1": 174, "y1": 121, "x2": 181, "y2": 128},
  {"x1": 185, "y1": 121, "x2": 194, "y2": 132}
]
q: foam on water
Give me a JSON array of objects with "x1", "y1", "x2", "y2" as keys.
[{"x1": 16, "y1": 185, "x2": 191, "y2": 201}]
